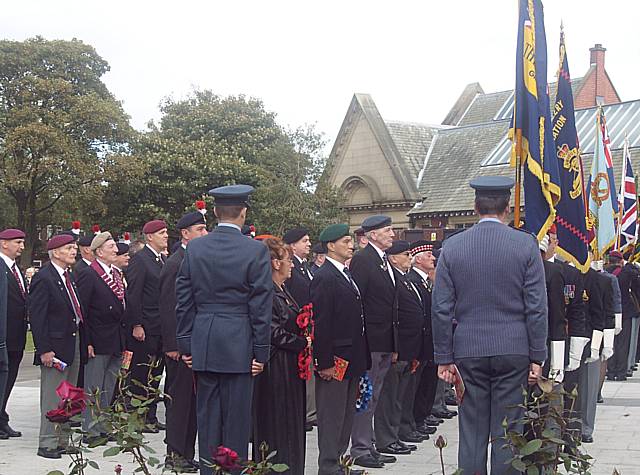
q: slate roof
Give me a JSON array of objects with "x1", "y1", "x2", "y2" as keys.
[{"x1": 385, "y1": 121, "x2": 442, "y2": 180}]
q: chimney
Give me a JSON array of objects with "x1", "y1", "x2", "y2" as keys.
[{"x1": 590, "y1": 44, "x2": 606, "y2": 68}]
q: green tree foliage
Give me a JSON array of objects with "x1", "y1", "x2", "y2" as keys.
[{"x1": 0, "y1": 37, "x2": 133, "y2": 262}]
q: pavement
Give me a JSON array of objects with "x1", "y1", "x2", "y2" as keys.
[{"x1": 0, "y1": 357, "x2": 638, "y2": 475}]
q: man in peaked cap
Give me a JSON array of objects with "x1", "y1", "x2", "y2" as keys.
[
  {"x1": 176, "y1": 184, "x2": 272, "y2": 474},
  {"x1": 74, "y1": 235, "x2": 95, "y2": 273},
  {"x1": 311, "y1": 223, "x2": 369, "y2": 475},
  {"x1": 431, "y1": 176, "x2": 548, "y2": 473},
  {"x1": 160, "y1": 212, "x2": 207, "y2": 473},
  {"x1": 29, "y1": 234, "x2": 88, "y2": 459},
  {"x1": 282, "y1": 227, "x2": 316, "y2": 430},
  {"x1": 0, "y1": 229, "x2": 28, "y2": 439},
  {"x1": 349, "y1": 214, "x2": 399, "y2": 469},
  {"x1": 125, "y1": 219, "x2": 169, "y2": 432}
]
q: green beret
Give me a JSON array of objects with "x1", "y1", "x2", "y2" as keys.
[{"x1": 319, "y1": 223, "x2": 350, "y2": 243}]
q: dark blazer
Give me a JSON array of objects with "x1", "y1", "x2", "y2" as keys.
[
  {"x1": 159, "y1": 246, "x2": 185, "y2": 353},
  {"x1": 310, "y1": 259, "x2": 370, "y2": 380},
  {"x1": 269, "y1": 284, "x2": 307, "y2": 360},
  {"x1": 406, "y1": 268, "x2": 434, "y2": 363},
  {"x1": 543, "y1": 260, "x2": 567, "y2": 341},
  {"x1": 349, "y1": 243, "x2": 398, "y2": 353},
  {"x1": 560, "y1": 262, "x2": 588, "y2": 338},
  {"x1": 284, "y1": 256, "x2": 311, "y2": 307},
  {"x1": 609, "y1": 263, "x2": 640, "y2": 319},
  {"x1": 393, "y1": 269, "x2": 423, "y2": 362},
  {"x1": 1, "y1": 260, "x2": 28, "y2": 352},
  {"x1": 75, "y1": 263, "x2": 126, "y2": 355},
  {"x1": 28, "y1": 262, "x2": 87, "y2": 365},
  {"x1": 124, "y1": 246, "x2": 163, "y2": 338},
  {"x1": 583, "y1": 268, "x2": 605, "y2": 333},
  {"x1": 175, "y1": 225, "x2": 273, "y2": 373},
  {"x1": 73, "y1": 258, "x2": 90, "y2": 274}
]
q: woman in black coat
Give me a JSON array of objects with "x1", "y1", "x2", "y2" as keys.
[{"x1": 252, "y1": 238, "x2": 310, "y2": 474}]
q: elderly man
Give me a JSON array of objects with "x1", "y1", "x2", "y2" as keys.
[
  {"x1": 432, "y1": 176, "x2": 548, "y2": 474},
  {"x1": 349, "y1": 215, "x2": 398, "y2": 469},
  {"x1": 76, "y1": 232, "x2": 126, "y2": 442},
  {"x1": 0, "y1": 229, "x2": 28, "y2": 439},
  {"x1": 125, "y1": 220, "x2": 169, "y2": 432},
  {"x1": 160, "y1": 212, "x2": 207, "y2": 473},
  {"x1": 30, "y1": 234, "x2": 87, "y2": 459}
]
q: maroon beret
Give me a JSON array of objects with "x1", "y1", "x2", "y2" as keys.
[
  {"x1": 609, "y1": 250, "x2": 624, "y2": 259},
  {"x1": 142, "y1": 220, "x2": 168, "y2": 235},
  {"x1": 47, "y1": 234, "x2": 75, "y2": 251},
  {"x1": 0, "y1": 228, "x2": 26, "y2": 240}
]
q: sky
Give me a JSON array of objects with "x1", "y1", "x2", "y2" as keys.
[{"x1": 2, "y1": 0, "x2": 639, "y2": 151}]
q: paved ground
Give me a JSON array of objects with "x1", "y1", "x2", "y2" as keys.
[{"x1": 0, "y1": 357, "x2": 638, "y2": 474}]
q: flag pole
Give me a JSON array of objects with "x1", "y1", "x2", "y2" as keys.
[{"x1": 616, "y1": 136, "x2": 627, "y2": 249}]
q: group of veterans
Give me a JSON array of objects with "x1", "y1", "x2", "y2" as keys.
[{"x1": 0, "y1": 176, "x2": 639, "y2": 475}]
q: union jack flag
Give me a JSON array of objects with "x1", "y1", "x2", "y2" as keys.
[{"x1": 616, "y1": 138, "x2": 637, "y2": 251}]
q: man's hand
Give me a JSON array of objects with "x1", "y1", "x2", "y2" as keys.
[
  {"x1": 88, "y1": 345, "x2": 96, "y2": 359},
  {"x1": 181, "y1": 354, "x2": 193, "y2": 368},
  {"x1": 132, "y1": 325, "x2": 145, "y2": 342},
  {"x1": 40, "y1": 351, "x2": 56, "y2": 367},
  {"x1": 317, "y1": 366, "x2": 335, "y2": 381},
  {"x1": 438, "y1": 364, "x2": 457, "y2": 384},
  {"x1": 166, "y1": 351, "x2": 180, "y2": 361},
  {"x1": 251, "y1": 359, "x2": 264, "y2": 376},
  {"x1": 391, "y1": 352, "x2": 399, "y2": 364},
  {"x1": 528, "y1": 363, "x2": 542, "y2": 385}
]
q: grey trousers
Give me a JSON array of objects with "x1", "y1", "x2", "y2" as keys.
[
  {"x1": 316, "y1": 376, "x2": 359, "y2": 475},
  {"x1": 628, "y1": 317, "x2": 639, "y2": 372},
  {"x1": 579, "y1": 358, "x2": 601, "y2": 437},
  {"x1": 374, "y1": 361, "x2": 412, "y2": 448},
  {"x1": 82, "y1": 354, "x2": 121, "y2": 436},
  {"x1": 456, "y1": 355, "x2": 529, "y2": 475},
  {"x1": 432, "y1": 378, "x2": 447, "y2": 413},
  {"x1": 350, "y1": 351, "x2": 392, "y2": 458},
  {"x1": 306, "y1": 373, "x2": 317, "y2": 423},
  {"x1": 39, "y1": 340, "x2": 81, "y2": 450}
]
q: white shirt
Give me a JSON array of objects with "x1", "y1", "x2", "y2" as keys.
[
  {"x1": 0, "y1": 252, "x2": 25, "y2": 289},
  {"x1": 218, "y1": 222, "x2": 241, "y2": 231},
  {"x1": 479, "y1": 217, "x2": 504, "y2": 224},
  {"x1": 370, "y1": 241, "x2": 395, "y2": 285}
]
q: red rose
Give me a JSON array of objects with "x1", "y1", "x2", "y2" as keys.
[{"x1": 213, "y1": 445, "x2": 240, "y2": 471}]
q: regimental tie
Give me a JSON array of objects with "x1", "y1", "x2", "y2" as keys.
[
  {"x1": 63, "y1": 270, "x2": 84, "y2": 323},
  {"x1": 111, "y1": 268, "x2": 125, "y2": 303},
  {"x1": 11, "y1": 263, "x2": 25, "y2": 298},
  {"x1": 343, "y1": 267, "x2": 360, "y2": 295}
]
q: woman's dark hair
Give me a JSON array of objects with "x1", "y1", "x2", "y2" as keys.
[
  {"x1": 263, "y1": 237, "x2": 289, "y2": 261},
  {"x1": 475, "y1": 194, "x2": 510, "y2": 215}
]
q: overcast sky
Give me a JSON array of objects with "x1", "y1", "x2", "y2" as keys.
[{"x1": 3, "y1": 1, "x2": 639, "y2": 150}]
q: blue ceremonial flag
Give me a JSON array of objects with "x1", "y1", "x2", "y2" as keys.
[
  {"x1": 510, "y1": 0, "x2": 561, "y2": 241},
  {"x1": 551, "y1": 29, "x2": 590, "y2": 272},
  {"x1": 587, "y1": 108, "x2": 617, "y2": 258}
]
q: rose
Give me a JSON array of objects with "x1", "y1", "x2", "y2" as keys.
[{"x1": 213, "y1": 445, "x2": 240, "y2": 471}]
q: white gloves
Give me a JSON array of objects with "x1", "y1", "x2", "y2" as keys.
[
  {"x1": 614, "y1": 313, "x2": 623, "y2": 335},
  {"x1": 601, "y1": 328, "x2": 615, "y2": 361},
  {"x1": 539, "y1": 235, "x2": 549, "y2": 253},
  {"x1": 590, "y1": 260, "x2": 604, "y2": 271},
  {"x1": 566, "y1": 336, "x2": 590, "y2": 371},
  {"x1": 549, "y1": 340, "x2": 565, "y2": 383},
  {"x1": 585, "y1": 330, "x2": 604, "y2": 363}
]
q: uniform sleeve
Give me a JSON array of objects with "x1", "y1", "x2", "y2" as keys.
[
  {"x1": 431, "y1": 250, "x2": 456, "y2": 365},
  {"x1": 588, "y1": 275, "x2": 605, "y2": 331},
  {"x1": 28, "y1": 273, "x2": 52, "y2": 356},
  {"x1": 175, "y1": 250, "x2": 195, "y2": 355},
  {"x1": 310, "y1": 271, "x2": 335, "y2": 370},
  {"x1": 547, "y1": 265, "x2": 567, "y2": 341},
  {"x1": 523, "y1": 241, "x2": 549, "y2": 362},
  {"x1": 123, "y1": 255, "x2": 145, "y2": 329},
  {"x1": 159, "y1": 260, "x2": 179, "y2": 353},
  {"x1": 565, "y1": 270, "x2": 588, "y2": 337},
  {"x1": 247, "y1": 245, "x2": 274, "y2": 364}
]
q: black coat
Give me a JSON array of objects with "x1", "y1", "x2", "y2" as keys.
[
  {"x1": 28, "y1": 262, "x2": 87, "y2": 365},
  {"x1": 609, "y1": 263, "x2": 640, "y2": 319},
  {"x1": 73, "y1": 258, "x2": 90, "y2": 274},
  {"x1": 124, "y1": 246, "x2": 163, "y2": 338},
  {"x1": 1, "y1": 261, "x2": 27, "y2": 352},
  {"x1": 583, "y1": 268, "x2": 605, "y2": 333},
  {"x1": 543, "y1": 260, "x2": 567, "y2": 341},
  {"x1": 349, "y1": 243, "x2": 398, "y2": 353},
  {"x1": 75, "y1": 263, "x2": 126, "y2": 355},
  {"x1": 560, "y1": 262, "x2": 588, "y2": 338},
  {"x1": 159, "y1": 246, "x2": 184, "y2": 353},
  {"x1": 284, "y1": 257, "x2": 312, "y2": 308},
  {"x1": 406, "y1": 268, "x2": 434, "y2": 363},
  {"x1": 393, "y1": 269, "x2": 423, "y2": 362},
  {"x1": 310, "y1": 260, "x2": 370, "y2": 380}
]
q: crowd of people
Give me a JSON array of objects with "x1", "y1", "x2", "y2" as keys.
[{"x1": 0, "y1": 176, "x2": 638, "y2": 475}]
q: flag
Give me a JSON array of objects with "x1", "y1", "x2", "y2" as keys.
[
  {"x1": 616, "y1": 138, "x2": 637, "y2": 251},
  {"x1": 509, "y1": 0, "x2": 561, "y2": 240},
  {"x1": 551, "y1": 28, "x2": 590, "y2": 272},
  {"x1": 587, "y1": 108, "x2": 617, "y2": 258}
]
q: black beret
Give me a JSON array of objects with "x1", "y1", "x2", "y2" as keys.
[
  {"x1": 77, "y1": 235, "x2": 93, "y2": 247},
  {"x1": 283, "y1": 227, "x2": 309, "y2": 244},
  {"x1": 209, "y1": 184, "x2": 254, "y2": 207},
  {"x1": 177, "y1": 211, "x2": 206, "y2": 230},
  {"x1": 311, "y1": 242, "x2": 325, "y2": 254},
  {"x1": 116, "y1": 242, "x2": 130, "y2": 255},
  {"x1": 361, "y1": 215, "x2": 392, "y2": 232},
  {"x1": 387, "y1": 240, "x2": 411, "y2": 255}
]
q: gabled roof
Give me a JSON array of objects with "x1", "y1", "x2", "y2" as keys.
[{"x1": 385, "y1": 121, "x2": 443, "y2": 180}]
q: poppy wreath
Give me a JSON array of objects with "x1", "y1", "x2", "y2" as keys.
[{"x1": 295, "y1": 303, "x2": 314, "y2": 380}]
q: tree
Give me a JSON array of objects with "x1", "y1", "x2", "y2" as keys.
[{"x1": 0, "y1": 37, "x2": 133, "y2": 263}]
